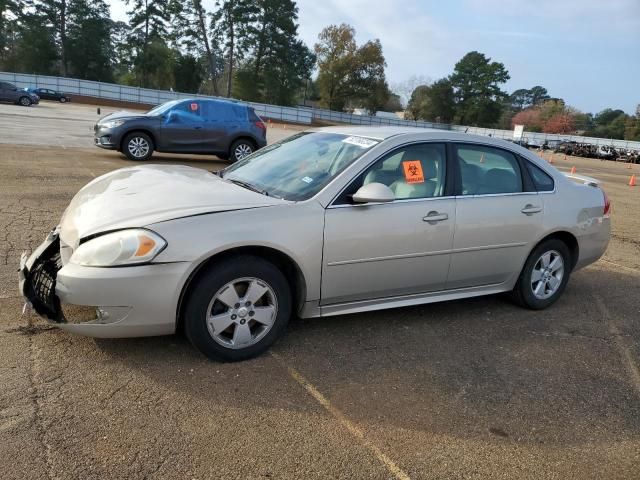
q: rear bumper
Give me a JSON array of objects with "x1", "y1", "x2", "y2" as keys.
[
  {"x1": 575, "y1": 217, "x2": 611, "y2": 270},
  {"x1": 20, "y1": 232, "x2": 189, "y2": 338}
]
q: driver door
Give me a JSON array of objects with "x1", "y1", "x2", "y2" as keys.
[
  {"x1": 321, "y1": 142, "x2": 455, "y2": 305},
  {"x1": 160, "y1": 100, "x2": 208, "y2": 151}
]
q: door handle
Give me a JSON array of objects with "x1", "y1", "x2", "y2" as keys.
[
  {"x1": 521, "y1": 204, "x2": 542, "y2": 215},
  {"x1": 194, "y1": 126, "x2": 203, "y2": 130},
  {"x1": 423, "y1": 211, "x2": 449, "y2": 223}
]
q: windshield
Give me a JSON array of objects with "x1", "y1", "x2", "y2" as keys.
[
  {"x1": 147, "y1": 99, "x2": 181, "y2": 116},
  {"x1": 222, "y1": 132, "x2": 380, "y2": 201}
]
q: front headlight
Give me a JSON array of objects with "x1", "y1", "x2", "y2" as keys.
[
  {"x1": 70, "y1": 229, "x2": 166, "y2": 267},
  {"x1": 101, "y1": 119, "x2": 125, "y2": 128}
]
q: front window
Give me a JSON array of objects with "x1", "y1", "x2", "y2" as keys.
[{"x1": 222, "y1": 132, "x2": 380, "y2": 201}]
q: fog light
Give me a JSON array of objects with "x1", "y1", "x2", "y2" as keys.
[{"x1": 100, "y1": 136, "x2": 111, "y2": 145}]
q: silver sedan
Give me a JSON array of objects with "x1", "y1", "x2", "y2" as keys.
[{"x1": 19, "y1": 127, "x2": 610, "y2": 361}]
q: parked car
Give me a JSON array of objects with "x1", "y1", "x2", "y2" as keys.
[
  {"x1": 19, "y1": 127, "x2": 610, "y2": 361},
  {"x1": 0, "y1": 81, "x2": 39, "y2": 106},
  {"x1": 93, "y1": 98, "x2": 267, "y2": 162},
  {"x1": 26, "y1": 87, "x2": 71, "y2": 103}
]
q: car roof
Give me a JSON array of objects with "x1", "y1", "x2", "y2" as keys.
[
  {"x1": 310, "y1": 125, "x2": 520, "y2": 149},
  {"x1": 178, "y1": 97, "x2": 247, "y2": 108}
]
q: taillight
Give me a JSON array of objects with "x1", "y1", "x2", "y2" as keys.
[
  {"x1": 602, "y1": 189, "x2": 611, "y2": 216},
  {"x1": 255, "y1": 121, "x2": 266, "y2": 131}
]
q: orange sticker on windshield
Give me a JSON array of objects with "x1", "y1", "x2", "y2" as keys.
[
  {"x1": 402, "y1": 160, "x2": 424, "y2": 183},
  {"x1": 190, "y1": 102, "x2": 198, "y2": 111}
]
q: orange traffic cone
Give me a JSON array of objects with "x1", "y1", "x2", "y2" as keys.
[
  {"x1": 629, "y1": 174, "x2": 637, "y2": 187},
  {"x1": 549, "y1": 154, "x2": 554, "y2": 164},
  {"x1": 570, "y1": 166, "x2": 576, "y2": 174}
]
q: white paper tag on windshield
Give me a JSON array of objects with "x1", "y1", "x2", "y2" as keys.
[
  {"x1": 301, "y1": 176, "x2": 314, "y2": 184},
  {"x1": 342, "y1": 136, "x2": 378, "y2": 148}
]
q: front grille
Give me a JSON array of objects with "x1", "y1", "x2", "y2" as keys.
[{"x1": 24, "y1": 238, "x2": 63, "y2": 322}]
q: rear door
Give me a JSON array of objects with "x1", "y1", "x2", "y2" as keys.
[
  {"x1": 446, "y1": 143, "x2": 544, "y2": 289},
  {"x1": 201, "y1": 100, "x2": 230, "y2": 153}
]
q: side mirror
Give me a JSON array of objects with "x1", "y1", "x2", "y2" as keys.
[{"x1": 352, "y1": 182, "x2": 395, "y2": 204}]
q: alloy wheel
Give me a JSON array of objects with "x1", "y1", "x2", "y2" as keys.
[
  {"x1": 206, "y1": 277, "x2": 278, "y2": 349},
  {"x1": 128, "y1": 137, "x2": 149, "y2": 159},
  {"x1": 531, "y1": 250, "x2": 564, "y2": 300},
  {"x1": 234, "y1": 143, "x2": 253, "y2": 160}
]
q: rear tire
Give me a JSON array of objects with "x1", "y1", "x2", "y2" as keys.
[
  {"x1": 511, "y1": 239, "x2": 571, "y2": 310},
  {"x1": 229, "y1": 139, "x2": 255, "y2": 162},
  {"x1": 60, "y1": 97, "x2": 67, "y2": 103},
  {"x1": 123, "y1": 132, "x2": 154, "y2": 161},
  {"x1": 18, "y1": 96, "x2": 32, "y2": 107},
  {"x1": 184, "y1": 255, "x2": 292, "y2": 362}
]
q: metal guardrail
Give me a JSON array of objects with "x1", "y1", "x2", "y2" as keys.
[{"x1": 2, "y1": 71, "x2": 639, "y2": 151}]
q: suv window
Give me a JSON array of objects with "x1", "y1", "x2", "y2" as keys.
[
  {"x1": 0, "y1": 82, "x2": 15, "y2": 90},
  {"x1": 525, "y1": 161, "x2": 554, "y2": 192},
  {"x1": 170, "y1": 101, "x2": 205, "y2": 123},
  {"x1": 337, "y1": 143, "x2": 446, "y2": 203},
  {"x1": 455, "y1": 144, "x2": 522, "y2": 195}
]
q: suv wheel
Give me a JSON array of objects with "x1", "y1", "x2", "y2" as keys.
[
  {"x1": 184, "y1": 255, "x2": 291, "y2": 362},
  {"x1": 229, "y1": 139, "x2": 254, "y2": 162},
  {"x1": 18, "y1": 96, "x2": 32, "y2": 107},
  {"x1": 60, "y1": 97, "x2": 67, "y2": 103},
  {"x1": 123, "y1": 132, "x2": 154, "y2": 161}
]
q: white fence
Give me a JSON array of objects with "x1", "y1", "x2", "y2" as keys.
[{"x1": 2, "y1": 71, "x2": 639, "y2": 151}]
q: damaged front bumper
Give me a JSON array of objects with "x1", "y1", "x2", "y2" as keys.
[
  {"x1": 19, "y1": 230, "x2": 189, "y2": 338},
  {"x1": 19, "y1": 227, "x2": 63, "y2": 321}
]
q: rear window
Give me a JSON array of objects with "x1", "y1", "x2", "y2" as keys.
[
  {"x1": 248, "y1": 108, "x2": 262, "y2": 123},
  {"x1": 526, "y1": 161, "x2": 555, "y2": 192}
]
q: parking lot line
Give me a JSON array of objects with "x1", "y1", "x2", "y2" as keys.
[
  {"x1": 594, "y1": 294, "x2": 640, "y2": 396},
  {"x1": 271, "y1": 352, "x2": 412, "y2": 480},
  {"x1": 600, "y1": 258, "x2": 639, "y2": 274}
]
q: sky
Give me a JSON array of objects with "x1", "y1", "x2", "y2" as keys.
[{"x1": 106, "y1": 0, "x2": 640, "y2": 114}]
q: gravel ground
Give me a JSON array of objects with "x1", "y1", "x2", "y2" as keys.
[{"x1": 0, "y1": 102, "x2": 639, "y2": 479}]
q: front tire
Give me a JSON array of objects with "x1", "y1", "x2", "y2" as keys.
[
  {"x1": 18, "y1": 96, "x2": 32, "y2": 107},
  {"x1": 123, "y1": 132, "x2": 154, "y2": 161},
  {"x1": 229, "y1": 139, "x2": 254, "y2": 162},
  {"x1": 184, "y1": 255, "x2": 292, "y2": 362},
  {"x1": 511, "y1": 239, "x2": 571, "y2": 310},
  {"x1": 60, "y1": 97, "x2": 67, "y2": 103}
]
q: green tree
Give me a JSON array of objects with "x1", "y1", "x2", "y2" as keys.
[
  {"x1": 172, "y1": 0, "x2": 223, "y2": 94},
  {"x1": 13, "y1": 11, "x2": 58, "y2": 74},
  {"x1": 315, "y1": 24, "x2": 389, "y2": 113},
  {"x1": 624, "y1": 105, "x2": 640, "y2": 141},
  {"x1": 126, "y1": 0, "x2": 171, "y2": 86},
  {"x1": 173, "y1": 52, "x2": 204, "y2": 92},
  {"x1": 66, "y1": 0, "x2": 113, "y2": 81},
  {"x1": 314, "y1": 23, "x2": 357, "y2": 111},
  {"x1": 529, "y1": 85, "x2": 550, "y2": 105},
  {"x1": 212, "y1": 0, "x2": 253, "y2": 97},
  {"x1": 0, "y1": 0, "x2": 23, "y2": 69},
  {"x1": 449, "y1": 51, "x2": 510, "y2": 126},
  {"x1": 231, "y1": 0, "x2": 314, "y2": 105},
  {"x1": 406, "y1": 78, "x2": 455, "y2": 123}
]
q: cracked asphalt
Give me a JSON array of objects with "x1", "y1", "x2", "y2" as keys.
[{"x1": 1, "y1": 102, "x2": 639, "y2": 479}]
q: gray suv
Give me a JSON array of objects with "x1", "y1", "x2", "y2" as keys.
[
  {"x1": 0, "y1": 82, "x2": 40, "y2": 106},
  {"x1": 94, "y1": 98, "x2": 268, "y2": 162}
]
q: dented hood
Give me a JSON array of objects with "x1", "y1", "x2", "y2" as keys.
[{"x1": 60, "y1": 164, "x2": 284, "y2": 247}]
